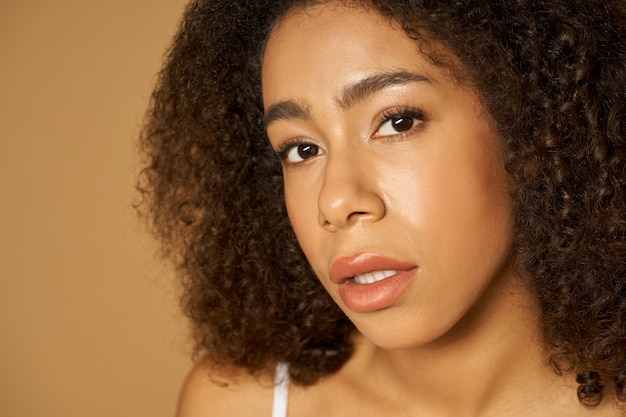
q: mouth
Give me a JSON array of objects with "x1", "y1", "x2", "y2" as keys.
[
  {"x1": 329, "y1": 252, "x2": 415, "y2": 284},
  {"x1": 329, "y1": 252, "x2": 417, "y2": 312},
  {"x1": 352, "y1": 269, "x2": 399, "y2": 284}
]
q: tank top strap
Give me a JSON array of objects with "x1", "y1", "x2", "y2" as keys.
[{"x1": 272, "y1": 362, "x2": 289, "y2": 417}]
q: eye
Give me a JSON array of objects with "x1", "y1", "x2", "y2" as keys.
[
  {"x1": 280, "y1": 142, "x2": 322, "y2": 164},
  {"x1": 379, "y1": 116, "x2": 414, "y2": 134},
  {"x1": 374, "y1": 108, "x2": 425, "y2": 138}
]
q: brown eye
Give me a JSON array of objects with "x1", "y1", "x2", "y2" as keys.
[
  {"x1": 283, "y1": 143, "x2": 321, "y2": 164},
  {"x1": 297, "y1": 144, "x2": 319, "y2": 159},
  {"x1": 375, "y1": 109, "x2": 424, "y2": 138},
  {"x1": 391, "y1": 116, "x2": 414, "y2": 132}
]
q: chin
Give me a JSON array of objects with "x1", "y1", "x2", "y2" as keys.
[{"x1": 351, "y1": 315, "x2": 453, "y2": 351}]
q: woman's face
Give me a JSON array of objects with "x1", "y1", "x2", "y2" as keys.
[{"x1": 262, "y1": 3, "x2": 515, "y2": 349}]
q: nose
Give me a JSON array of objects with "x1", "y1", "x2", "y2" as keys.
[{"x1": 317, "y1": 149, "x2": 385, "y2": 231}]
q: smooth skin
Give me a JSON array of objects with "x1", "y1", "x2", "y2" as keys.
[{"x1": 177, "y1": 2, "x2": 619, "y2": 416}]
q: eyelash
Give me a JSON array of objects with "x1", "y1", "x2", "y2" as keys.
[
  {"x1": 273, "y1": 106, "x2": 427, "y2": 165},
  {"x1": 275, "y1": 139, "x2": 319, "y2": 165},
  {"x1": 374, "y1": 106, "x2": 427, "y2": 138}
]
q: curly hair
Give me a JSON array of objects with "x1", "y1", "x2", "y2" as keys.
[{"x1": 138, "y1": 0, "x2": 626, "y2": 406}]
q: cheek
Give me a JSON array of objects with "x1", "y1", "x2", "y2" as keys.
[
  {"x1": 284, "y1": 182, "x2": 319, "y2": 255},
  {"x1": 284, "y1": 189, "x2": 338, "y2": 293},
  {"x1": 424, "y1": 152, "x2": 513, "y2": 278},
  {"x1": 285, "y1": 192, "x2": 305, "y2": 238},
  {"x1": 395, "y1": 133, "x2": 513, "y2": 272}
]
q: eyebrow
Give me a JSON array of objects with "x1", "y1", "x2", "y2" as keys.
[
  {"x1": 264, "y1": 70, "x2": 430, "y2": 126},
  {"x1": 337, "y1": 70, "x2": 430, "y2": 110},
  {"x1": 264, "y1": 100, "x2": 310, "y2": 127}
]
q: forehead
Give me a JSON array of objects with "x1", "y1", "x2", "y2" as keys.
[
  {"x1": 261, "y1": 3, "x2": 464, "y2": 108},
  {"x1": 263, "y1": 6, "x2": 416, "y2": 91},
  {"x1": 270, "y1": 2, "x2": 387, "y2": 38}
]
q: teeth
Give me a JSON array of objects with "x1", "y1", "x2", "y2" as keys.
[{"x1": 352, "y1": 270, "x2": 398, "y2": 284}]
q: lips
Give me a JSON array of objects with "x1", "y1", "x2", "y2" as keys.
[
  {"x1": 329, "y1": 252, "x2": 417, "y2": 312},
  {"x1": 329, "y1": 252, "x2": 415, "y2": 283}
]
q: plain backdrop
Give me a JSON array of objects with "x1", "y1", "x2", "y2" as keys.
[{"x1": 0, "y1": 1, "x2": 193, "y2": 416}]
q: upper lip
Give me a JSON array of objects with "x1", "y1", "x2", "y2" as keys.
[{"x1": 329, "y1": 252, "x2": 416, "y2": 284}]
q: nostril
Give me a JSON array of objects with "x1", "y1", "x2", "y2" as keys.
[{"x1": 346, "y1": 210, "x2": 383, "y2": 225}]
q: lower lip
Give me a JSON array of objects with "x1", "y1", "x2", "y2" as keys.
[{"x1": 338, "y1": 268, "x2": 416, "y2": 313}]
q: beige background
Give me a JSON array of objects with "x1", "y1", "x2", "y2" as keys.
[{"x1": 0, "y1": 1, "x2": 193, "y2": 416}]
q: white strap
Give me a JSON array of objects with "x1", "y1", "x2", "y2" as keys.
[{"x1": 272, "y1": 362, "x2": 289, "y2": 417}]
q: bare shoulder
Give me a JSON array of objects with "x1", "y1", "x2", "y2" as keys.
[{"x1": 175, "y1": 361, "x2": 275, "y2": 417}]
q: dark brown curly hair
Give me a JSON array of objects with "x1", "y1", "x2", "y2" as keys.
[{"x1": 137, "y1": 0, "x2": 626, "y2": 407}]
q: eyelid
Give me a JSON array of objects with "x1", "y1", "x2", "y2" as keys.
[
  {"x1": 275, "y1": 138, "x2": 323, "y2": 166},
  {"x1": 373, "y1": 106, "x2": 427, "y2": 139},
  {"x1": 275, "y1": 138, "x2": 305, "y2": 159}
]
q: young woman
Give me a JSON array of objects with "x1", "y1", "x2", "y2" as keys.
[{"x1": 139, "y1": 0, "x2": 626, "y2": 415}]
